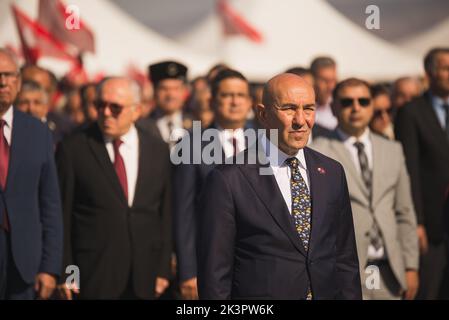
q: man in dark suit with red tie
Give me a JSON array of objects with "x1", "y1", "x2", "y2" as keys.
[
  {"x1": 0, "y1": 48, "x2": 63, "y2": 300},
  {"x1": 198, "y1": 73, "x2": 361, "y2": 299},
  {"x1": 56, "y1": 77, "x2": 172, "y2": 299}
]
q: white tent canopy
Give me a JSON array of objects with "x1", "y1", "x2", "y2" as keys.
[
  {"x1": 399, "y1": 18, "x2": 449, "y2": 57},
  {"x1": 175, "y1": 0, "x2": 424, "y2": 81},
  {"x1": 0, "y1": 0, "x2": 216, "y2": 78}
]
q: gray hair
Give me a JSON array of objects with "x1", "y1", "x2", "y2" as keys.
[
  {"x1": 96, "y1": 76, "x2": 141, "y2": 105},
  {"x1": 0, "y1": 48, "x2": 19, "y2": 73},
  {"x1": 18, "y1": 80, "x2": 49, "y2": 105}
]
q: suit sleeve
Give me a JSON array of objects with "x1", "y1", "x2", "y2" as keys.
[
  {"x1": 38, "y1": 128, "x2": 63, "y2": 277},
  {"x1": 157, "y1": 148, "x2": 173, "y2": 279},
  {"x1": 197, "y1": 168, "x2": 236, "y2": 299},
  {"x1": 336, "y1": 163, "x2": 362, "y2": 299},
  {"x1": 395, "y1": 107, "x2": 424, "y2": 225},
  {"x1": 55, "y1": 140, "x2": 75, "y2": 282},
  {"x1": 173, "y1": 161, "x2": 198, "y2": 282},
  {"x1": 394, "y1": 144, "x2": 419, "y2": 271}
]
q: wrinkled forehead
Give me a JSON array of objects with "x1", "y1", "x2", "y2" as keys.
[{"x1": 274, "y1": 83, "x2": 315, "y2": 105}]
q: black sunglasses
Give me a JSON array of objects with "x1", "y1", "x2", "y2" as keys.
[
  {"x1": 95, "y1": 100, "x2": 126, "y2": 117},
  {"x1": 339, "y1": 97, "x2": 371, "y2": 108}
]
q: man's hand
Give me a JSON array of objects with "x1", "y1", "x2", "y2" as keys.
[
  {"x1": 417, "y1": 225, "x2": 428, "y2": 254},
  {"x1": 403, "y1": 270, "x2": 419, "y2": 300},
  {"x1": 34, "y1": 273, "x2": 57, "y2": 299},
  {"x1": 180, "y1": 277, "x2": 198, "y2": 300},
  {"x1": 56, "y1": 282, "x2": 80, "y2": 300},
  {"x1": 155, "y1": 277, "x2": 169, "y2": 298}
]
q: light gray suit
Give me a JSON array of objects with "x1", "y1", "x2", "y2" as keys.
[{"x1": 312, "y1": 131, "x2": 418, "y2": 296}]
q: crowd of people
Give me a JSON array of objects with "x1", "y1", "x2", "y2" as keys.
[{"x1": 0, "y1": 45, "x2": 448, "y2": 300}]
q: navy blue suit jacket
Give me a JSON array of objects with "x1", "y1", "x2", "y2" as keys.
[
  {"x1": 197, "y1": 143, "x2": 361, "y2": 299},
  {"x1": 0, "y1": 109, "x2": 63, "y2": 283},
  {"x1": 173, "y1": 123, "x2": 253, "y2": 282}
]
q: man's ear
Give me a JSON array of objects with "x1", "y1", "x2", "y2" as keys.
[
  {"x1": 256, "y1": 103, "x2": 267, "y2": 123},
  {"x1": 132, "y1": 103, "x2": 143, "y2": 121}
]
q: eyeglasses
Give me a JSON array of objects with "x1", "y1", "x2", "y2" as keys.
[
  {"x1": 0, "y1": 71, "x2": 19, "y2": 81},
  {"x1": 339, "y1": 97, "x2": 371, "y2": 108},
  {"x1": 95, "y1": 100, "x2": 130, "y2": 117}
]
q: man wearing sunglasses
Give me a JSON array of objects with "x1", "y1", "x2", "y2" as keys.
[
  {"x1": 56, "y1": 77, "x2": 172, "y2": 299},
  {"x1": 369, "y1": 84, "x2": 395, "y2": 140},
  {"x1": 312, "y1": 78, "x2": 419, "y2": 300}
]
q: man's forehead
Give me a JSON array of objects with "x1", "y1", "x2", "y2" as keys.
[
  {"x1": 0, "y1": 54, "x2": 17, "y2": 71},
  {"x1": 275, "y1": 84, "x2": 315, "y2": 102}
]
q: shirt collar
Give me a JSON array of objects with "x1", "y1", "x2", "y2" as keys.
[
  {"x1": 337, "y1": 127, "x2": 371, "y2": 146},
  {"x1": 1, "y1": 105, "x2": 13, "y2": 128},
  {"x1": 104, "y1": 124, "x2": 138, "y2": 147},
  {"x1": 261, "y1": 133, "x2": 307, "y2": 171},
  {"x1": 431, "y1": 93, "x2": 449, "y2": 108}
]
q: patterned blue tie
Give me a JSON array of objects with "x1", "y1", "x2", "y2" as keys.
[{"x1": 286, "y1": 157, "x2": 313, "y2": 300}]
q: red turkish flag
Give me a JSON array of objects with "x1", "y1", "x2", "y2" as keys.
[
  {"x1": 216, "y1": 0, "x2": 263, "y2": 43},
  {"x1": 11, "y1": 4, "x2": 77, "y2": 65},
  {"x1": 38, "y1": 0, "x2": 95, "y2": 54}
]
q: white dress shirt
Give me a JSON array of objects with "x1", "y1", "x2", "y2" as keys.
[
  {"x1": 337, "y1": 128, "x2": 373, "y2": 174},
  {"x1": 156, "y1": 111, "x2": 185, "y2": 144},
  {"x1": 337, "y1": 127, "x2": 385, "y2": 260},
  {"x1": 1, "y1": 106, "x2": 13, "y2": 145},
  {"x1": 104, "y1": 125, "x2": 139, "y2": 207},
  {"x1": 216, "y1": 126, "x2": 246, "y2": 158},
  {"x1": 315, "y1": 98, "x2": 338, "y2": 130},
  {"x1": 261, "y1": 134, "x2": 310, "y2": 214}
]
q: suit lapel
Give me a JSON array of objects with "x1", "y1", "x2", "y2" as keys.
[
  {"x1": 6, "y1": 110, "x2": 27, "y2": 191},
  {"x1": 240, "y1": 143, "x2": 307, "y2": 256},
  {"x1": 329, "y1": 138, "x2": 370, "y2": 202},
  {"x1": 422, "y1": 93, "x2": 449, "y2": 152},
  {"x1": 304, "y1": 148, "x2": 329, "y2": 255},
  {"x1": 371, "y1": 134, "x2": 386, "y2": 208},
  {"x1": 132, "y1": 129, "x2": 149, "y2": 208},
  {"x1": 87, "y1": 124, "x2": 127, "y2": 206}
]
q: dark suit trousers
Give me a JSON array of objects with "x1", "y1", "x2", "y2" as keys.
[
  {"x1": 0, "y1": 229, "x2": 35, "y2": 300},
  {"x1": 417, "y1": 240, "x2": 447, "y2": 300}
]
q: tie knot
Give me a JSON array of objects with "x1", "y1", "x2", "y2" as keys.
[
  {"x1": 113, "y1": 139, "x2": 123, "y2": 150},
  {"x1": 353, "y1": 141, "x2": 365, "y2": 151},
  {"x1": 285, "y1": 157, "x2": 299, "y2": 169},
  {"x1": 0, "y1": 119, "x2": 6, "y2": 129}
]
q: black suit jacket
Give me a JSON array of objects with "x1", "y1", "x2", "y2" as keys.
[
  {"x1": 197, "y1": 143, "x2": 361, "y2": 299},
  {"x1": 56, "y1": 123, "x2": 172, "y2": 299},
  {"x1": 395, "y1": 92, "x2": 449, "y2": 244}
]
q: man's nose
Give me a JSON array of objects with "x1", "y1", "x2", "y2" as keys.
[{"x1": 293, "y1": 109, "x2": 306, "y2": 127}]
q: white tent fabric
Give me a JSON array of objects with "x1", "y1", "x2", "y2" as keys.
[
  {"x1": 0, "y1": 0, "x2": 216, "y2": 77},
  {"x1": 399, "y1": 18, "x2": 449, "y2": 57},
  {"x1": 175, "y1": 0, "x2": 424, "y2": 81}
]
